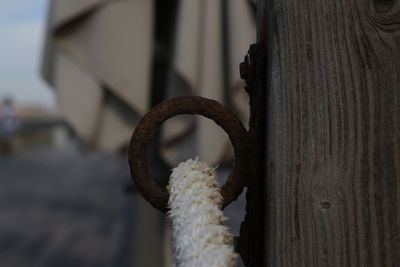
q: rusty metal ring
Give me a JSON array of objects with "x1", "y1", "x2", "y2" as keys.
[{"x1": 128, "y1": 96, "x2": 249, "y2": 213}]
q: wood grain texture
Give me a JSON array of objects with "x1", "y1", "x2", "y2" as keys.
[{"x1": 261, "y1": 0, "x2": 400, "y2": 266}]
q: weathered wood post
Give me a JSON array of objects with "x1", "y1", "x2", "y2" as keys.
[{"x1": 258, "y1": 0, "x2": 400, "y2": 265}]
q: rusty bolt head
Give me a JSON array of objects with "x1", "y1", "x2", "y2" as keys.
[
  {"x1": 240, "y1": 53, "x2": 251, "y2": 80},
  {"x1": 240, "y1": 61, "x2": 249, "y2": 80}
]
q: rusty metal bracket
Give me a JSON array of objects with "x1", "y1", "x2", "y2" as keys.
[
  {"x1": 237, "y1": 43, "x2": 265, "y2": 266},
  {"x1": 128, "y1": 96, "x2": 250, "y2": 213}
]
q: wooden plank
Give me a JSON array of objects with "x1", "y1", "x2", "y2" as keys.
[{"x1": 260, "y1": 0, "x2": 400, "y2": 265}]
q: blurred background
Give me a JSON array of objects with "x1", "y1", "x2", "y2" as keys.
[{"x1": 0, "y1": 1, "x2": 255, "y2": 266}]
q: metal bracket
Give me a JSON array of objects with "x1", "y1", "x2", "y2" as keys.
[{"x1": 236, "y1": 43, "x2": 265, "y2": 266}]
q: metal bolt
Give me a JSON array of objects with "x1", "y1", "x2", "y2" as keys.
[
  {"x1": 239, "y1": 54, "x2": 250, "y2": 80},
  {"x1": 240, "y1": 61, "x2": 249, "y2": 80}
]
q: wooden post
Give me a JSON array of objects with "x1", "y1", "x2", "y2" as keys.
[{"x1": 258, "y1": 0, "x2": 400, "y2": 265}]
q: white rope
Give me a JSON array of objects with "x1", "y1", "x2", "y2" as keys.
[{"x1": 167, "y1": 158, "x2": 238, "y2": 267}]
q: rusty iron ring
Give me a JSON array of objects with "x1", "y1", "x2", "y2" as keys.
[{"x1": 128, "y1": 96, "x2": 249, "y2": 213}]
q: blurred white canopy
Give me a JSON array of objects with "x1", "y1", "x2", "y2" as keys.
[{"x1": 42, "y1": 0, "x2": 255, "y2": 165}]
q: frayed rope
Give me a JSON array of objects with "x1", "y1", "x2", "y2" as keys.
[{"x1": 167, "y1": 158, "x2": 238, "y2": 267}]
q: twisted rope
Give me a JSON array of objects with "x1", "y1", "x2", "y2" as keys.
[{"x1": 167, "y1": 158, "x2": 237, "y2": 267}]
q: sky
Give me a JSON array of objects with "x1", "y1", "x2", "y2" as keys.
[{"x1": 0, "y1": 1, "x2": 55, "y2": 108}]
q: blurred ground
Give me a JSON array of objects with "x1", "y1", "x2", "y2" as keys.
[
  {"x1": 0, "y1": 147, "x2": 246, "y2": 267},
  {"x1": 0, "y1": 147, "x2": 130, "y2": 267}
]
